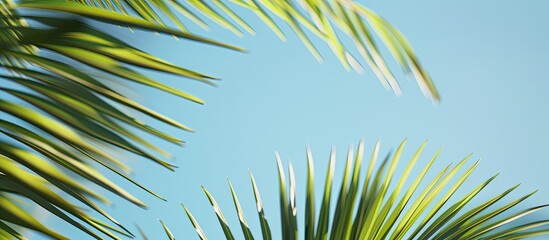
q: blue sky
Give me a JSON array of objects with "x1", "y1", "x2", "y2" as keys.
[{"x1": 35, "y1": 0, "x2": 549, "y2": 239}]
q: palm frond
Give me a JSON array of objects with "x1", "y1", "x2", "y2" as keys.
[
  {"x1": 23, "y1": 0, "x2": 439, "y2": 101},
  {"x1": 0, "y1": 0, "x2": 237, "y2": 238},
  {"x1": 185, "y1": 139, "x2": 549, "y2": 239}
]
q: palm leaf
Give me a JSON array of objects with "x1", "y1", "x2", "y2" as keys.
[
  {"x1": 0, "y1": 0, "x2": 237, "y2": 238},
  {"x1": 24, "y1": 0, "x2": 439, "y2": 101},
  {"x1": 185, "y1": 139, "x2": 549, "y2": 239}
]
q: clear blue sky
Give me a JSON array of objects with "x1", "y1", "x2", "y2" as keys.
[{"x1": 35, "y1": 0, "x2": 549, "y2": 239}]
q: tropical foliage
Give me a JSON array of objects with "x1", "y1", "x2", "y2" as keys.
[
  {"x1": 25, "y1": 0, "x2": 439, "y2": 100},
  {"x1": 0, "y1": 0, "x2": 238, "y2": 239},
  {"x1": 0, "y1": 0, "x2": 440, "y2": 239},
  {"x1": 184, "y1": 140, "x2": 549, "y2": 239}
]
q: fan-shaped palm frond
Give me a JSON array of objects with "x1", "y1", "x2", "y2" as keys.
[
  {"x1": 184, "y1": 140, "x2": 549, "y2": 239},
  {"x1": 0, "y1": 0, "x2": 240, "y2": 239},
  {"x1": 19, "y1": 0, "x2": 439, "y2": 101}
]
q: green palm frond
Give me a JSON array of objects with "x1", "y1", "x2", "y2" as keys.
[
  {"x1": 185, "y1": 140, "x2": 549, "y2": 239},
  {"x1": 0, "y1": 0, "x2": 239, "y2": 238},
  {"x1": 21, "y1": 0, "x2": 439, "y2": 101}
]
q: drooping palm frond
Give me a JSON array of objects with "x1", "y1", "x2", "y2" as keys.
[
  {"x1": 185, "y1": 140, "x2": 549, "y2": 239},
  {"x1": 0, "y1": 0, "x2": 240, "y2": 239},
  {"x1": 20, "y1": 0, "x2": 439, "y2": 101}
]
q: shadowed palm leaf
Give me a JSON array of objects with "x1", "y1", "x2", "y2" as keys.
[
  {"x1": 0, "y1": 0, "x2": 240, "y2": 239},
  {"x1": 20, "y1": 0, "x2": 439, "y2": 101},
  {"x1": 184, "y1": 140, "x2": 549, "y2": 239}
]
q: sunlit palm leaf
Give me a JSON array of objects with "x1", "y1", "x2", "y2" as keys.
[
  {"x1": 24, "y1": 0, "x2": 439, "y2": 101},
  {"x1": 185, "y1": 139, "x2": 549, "y2": 239},
  {"x1": 0, "y1": 0, "x2": 238, "y2": 238}
]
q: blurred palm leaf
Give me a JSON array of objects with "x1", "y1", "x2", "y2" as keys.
[
  {"x1": 185, "y1": 140, "x2": 549, "y2": 239},
  {"x1": 0, "y1": 0, "x2": 240, "y2": 239},
  {"x1": 20, "y1": 0, "x2": 439, "y2": 101}
]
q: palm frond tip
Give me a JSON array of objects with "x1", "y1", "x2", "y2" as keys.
[{"x1": 185, "y1": 140, "x2": 549, "y2": 239}]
